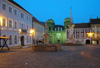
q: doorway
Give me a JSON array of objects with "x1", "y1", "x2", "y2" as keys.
[
  {"x1": 57, "y1": 40, "x2": 60, "y2": 44},
  {"x1": 86, "y1": 40, "x2": 90, "y2": 44},
  {"x1": 20, "y1": 36, "x2": 24, "y2": 46}
]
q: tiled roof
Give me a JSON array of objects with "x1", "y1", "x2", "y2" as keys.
[
  {"x1": 8, "y1": 0, "x2": 32, "y2": 16},
  {"x1": 40, "y1": 22, "x2": 45, "y2": 26},
  {"x1": 74, "y1": 23, "x2": 90, "y2": 28},
  {"x1": 32, "y1": 17, "x2": 44, "y2": 26},
  {"x1": 90, "y1": 18, "x2": 100, "y2": 24}
]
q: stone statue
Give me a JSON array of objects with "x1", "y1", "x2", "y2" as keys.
[
  {"x1": 44, "y1": 22, "x2": 49, "y2": 44},
  {"x1": 45, "y1": 22, "x2": 48, "y2": 34}
]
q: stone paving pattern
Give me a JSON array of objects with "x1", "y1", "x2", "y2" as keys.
[{"x1": 0, "y1": 45, "x2": 100, "y2": 68}]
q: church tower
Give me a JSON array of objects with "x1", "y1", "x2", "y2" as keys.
[
  {"x1": 64, "y1": 18, "x2": 70, "y2": 29},
  {"x1": 46, "y1": 19, "x2": 55, "y2": 32}
]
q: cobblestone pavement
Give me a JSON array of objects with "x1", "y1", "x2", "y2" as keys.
[{"x1": 0, "y1": 45, "x2": 100, "y2": 68}]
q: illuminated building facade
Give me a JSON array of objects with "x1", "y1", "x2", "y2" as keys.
[
  {"x1": 66, "y1": 23, "x2": 91, "y2": 44},
  {"x1": 46, "y1": 19, "x2": 68, "y2": 44},
  {"x1": 90, "y1": 17, "x2": 100, "y2": 44},
  {"x1": 32, "y1": 17, "x2": 45, "y2": 44},
  {"x1": 0, "y1": 0, "x2": 33, "y2": 46}
]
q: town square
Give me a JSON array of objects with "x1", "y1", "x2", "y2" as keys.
[{"x1": 0, "y1": 0, "x2": 100, "y2": 68}]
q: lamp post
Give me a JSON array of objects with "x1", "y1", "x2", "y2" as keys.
[{"x1": 30, "y1": 29, "x2": 35, "y2": 44}]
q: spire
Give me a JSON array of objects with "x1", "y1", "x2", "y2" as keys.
[{"x1": 69, "y1": 7, "x2": 73, "y2": 25}]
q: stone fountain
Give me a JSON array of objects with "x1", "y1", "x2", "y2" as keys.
[{"x1": 31, "y1": 22, "x2": 61, "y2": 52}]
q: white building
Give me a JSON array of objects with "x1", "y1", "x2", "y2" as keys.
[
  {"x1": 66, "y1": 23, "x2": 91, "y2": 44},
  {"x1": 0, "y1": 0, "x2": 33, "y2": 47},
  {"x1": 32, "y1": 17, "x2": 45, "y2": 44}
]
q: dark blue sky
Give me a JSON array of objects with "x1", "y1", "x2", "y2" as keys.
[{"x1": 14, "y1": 0, "x2": 100, "y2": 25}]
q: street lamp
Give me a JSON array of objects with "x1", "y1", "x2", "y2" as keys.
[
  {"x1": 87, "y1": 32, "x2": 94, "y2": 38},
  {"x1": 30, "y1": 29, "x2": 35, "y2": 44}
]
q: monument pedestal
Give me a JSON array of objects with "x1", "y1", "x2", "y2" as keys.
[{"x1": 43, "y1": 34, "x2": 49, "y2": 44}]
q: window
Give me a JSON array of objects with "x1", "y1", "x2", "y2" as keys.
[
  {"x1": 14, "y1": 21, "x2": 17, "y2": 28},
  {"x1": 27, "y1": 26, "x2": 28, "y2": 30},
  {"x1": 9, "y1": 20, "x2": 12, "y2": 28},
  {"x1": 3, "y1": 18, "x2": 6, "y2": 27},
  {"x1": 86, "y1": 34, "x2": 88, "y2": 38},
  {"x1": 29, "y1": 18, "x2": 31, "y2": 21},
  {"x1": 22, "y1": 24, "x2": 23, "y2": 29},
  {"x1": 14, "y1": 10, "x2": 17, "y2": 15},
  {"x1": 27, "y1": 36, "x2": 28, "y2": 43},
  {"x1": 76, "y1": 33, "x2": 79, "y2": 38},
  {"x1": 49, "y1": 27, "x2": 51, "y2": 31},
  {"x1": 9, "y1": 7, "x2": 12, "y2": 13},
  {"x1": 27, "y1": 16, "x2": 28, "y2": 20},
  {"x1": 2, "y1": 4, "x2": 6, "y2": 10},
  {"x1": 15, "y1": 35, "x2": 17, "y2": 44},
  {"x1": 30, "y1": 36, "x2": 31, "y2": 42},
  {"x1": 21, "y1": 13, "x2": 24, "y2": 18},
  {"x1": 9, "y1": 35, "x2": 12, "y2": 45},
  {"x1": 81, "y1": 29, "x2": 83, "y2": 32},
  {"x1": 97, "y1": 33, "x2": 99, "y2": 38},
  {"x1": 19, "y1": 23, "x2": 21, "y2": 28},
  {"x1": 81, "y1": 33, "x2": 83, "y2": 38}
]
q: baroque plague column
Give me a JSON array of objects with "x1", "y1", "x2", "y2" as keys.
[{"x1": 67, "y1": 7, "x2": 75, "y2": 43}]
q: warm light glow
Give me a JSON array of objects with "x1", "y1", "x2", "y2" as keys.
[
  {"x1": 87, "y1": 32, "x2": 94, "y2": 38},
  {"x1": 19, "y1": 29, "x2": 21, "y2": 33},
  {"x1": 0, "y1": 17, "x2": 2, "y2": 26},
  {"x1": 30, "y1": 29, "x2": 34, "y2": 34}
]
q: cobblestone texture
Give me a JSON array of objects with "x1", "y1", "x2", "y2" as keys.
[{"x1": 0, "y1": 45, "x2": 100, "y2": 68}]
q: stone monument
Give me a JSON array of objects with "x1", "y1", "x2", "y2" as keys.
[
  {"x1": 31, "y1": 21, "x2": 61, "y2": 52},
  {"x1": 43, "y1": 22, "x2": 49, "y2": 44},
  {"x1": 67, "y1": 7, "x2": 75, "y2": 43}
]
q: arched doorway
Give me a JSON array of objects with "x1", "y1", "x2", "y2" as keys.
[
  {"x1": 57, "y1": 40, "x2": 60, "y2": 44},
  {"x1": 86, "y1": 40, "x2": 90, "y2": 44},
  {"x1": 20, "y1": 36, "x2": 24, "y2": 46}
]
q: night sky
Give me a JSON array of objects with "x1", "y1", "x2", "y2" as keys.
[{"x1": 14, "y1": 0, "x2": 100, "y2": 25}]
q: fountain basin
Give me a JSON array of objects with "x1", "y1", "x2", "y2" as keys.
[{"x1": 31, "y1": 44, "x2": 61, "y2": 52}]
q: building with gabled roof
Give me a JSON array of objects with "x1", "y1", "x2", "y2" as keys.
[
  {"x1": 0, "y1": 0, "x2": 33, "y2": 47},
  {"x1": 90, "y1": 17, "x2": 100, "y2": 44},
  {"x1": 32, "y1": 17, "x2": 45, "y2": 44}
]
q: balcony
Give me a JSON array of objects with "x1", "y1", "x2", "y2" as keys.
[{"x1": 19, "y1": 29, "x2": 27, "y2": 34}]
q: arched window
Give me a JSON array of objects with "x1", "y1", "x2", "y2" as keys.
[
  {"x1": 15, "y1": 35, "x2": 17, "y2": 44},
  {"x1": 9, "y1": 35, "x2": 12, "y2": 45},
  {"x1": 3, "y1": 34, "x2": 6, "y2": 37},
  {"x1": 49, "y1": 27, "x2": 51, "y2": 31}
]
